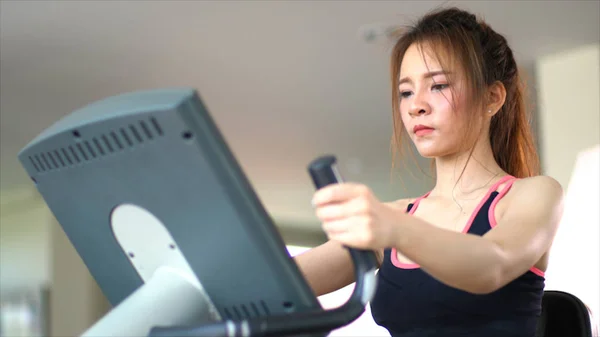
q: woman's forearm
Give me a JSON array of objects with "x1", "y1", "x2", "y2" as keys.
[
  {"x1": 294, "y1": 240, "x2": 356, "y2": 296},
  {"x1": 392, "y1": 215, "x2": 506, "y2": 294}
]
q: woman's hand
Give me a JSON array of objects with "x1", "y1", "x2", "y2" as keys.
[{"x1": 311, "y1": 183, "x2": 401, "y2": 250}]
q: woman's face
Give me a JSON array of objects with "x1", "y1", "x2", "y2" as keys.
[{"x1": 398, "y1": 43, "x2": 473, "y2": 158}]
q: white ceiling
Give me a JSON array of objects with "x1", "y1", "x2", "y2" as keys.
[{"x1": 1, "y1": 1, "x2": 599, "y2": 235}]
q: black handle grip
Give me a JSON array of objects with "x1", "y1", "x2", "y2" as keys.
[
  {"x1": 307, "y1": 154, "x2": 379, "y2": 299},
  {"x1": 308, "y1": 155, "x2": 342, "y2": 189}
]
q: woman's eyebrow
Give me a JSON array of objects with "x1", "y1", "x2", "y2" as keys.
[{"x1": 399, "y1": 70, "x2": 451, "y2": 85}]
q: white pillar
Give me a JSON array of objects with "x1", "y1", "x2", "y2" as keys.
[
  {"x1": 535, "y1": 43, "x2": 600, "y2": 325},
  {"x1": 536, "y1": 43, "x2": 600, "y2": 187}
]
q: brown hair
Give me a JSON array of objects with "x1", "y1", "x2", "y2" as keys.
[{"x1": 390, "y1": 7, "x2": 539, "y2": 179}]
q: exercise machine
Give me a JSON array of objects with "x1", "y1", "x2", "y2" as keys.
[{"x1": 18, "y1": 88, "x2": 378, "y2": 336}]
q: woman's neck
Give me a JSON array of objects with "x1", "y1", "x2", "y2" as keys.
[{"x1": 430, "y1": 138, "x2": 506, "y2": 200}]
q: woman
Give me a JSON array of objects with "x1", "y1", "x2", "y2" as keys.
[{"x1": 295, "y1": 7, "x2": 564, "y2": 337}]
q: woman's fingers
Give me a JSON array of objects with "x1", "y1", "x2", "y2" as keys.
[
  {"x1": 312, "y1": 183, "x2": 372, "y2": 207},
  {"x1": 315, "y1": 197, "x2": 371, "y2": 221},
  {"x1": 324, "y1": 223, "x2": 372, "y2": 250}
]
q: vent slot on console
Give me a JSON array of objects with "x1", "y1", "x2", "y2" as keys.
[
  {"x1": 222, "y1": 300, "x2": 272, "y2": 320},
  {"x1": 28, "y1": 117, "x2": 164, "y2": 173}
]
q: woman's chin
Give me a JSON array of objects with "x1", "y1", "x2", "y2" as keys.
[
  {"x1": 415, "y1": 147, "x2": 442, "y2": 158},
  {"x1": 415, "y1": 146, "x2": 453, "y2": 159}
]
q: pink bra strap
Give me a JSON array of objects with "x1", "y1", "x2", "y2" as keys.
[
  {"x1": 407, "y1": 191, "x2": 431, "y2": 215},
  {"x1": 489, "y1": 176, "x2": 518, "y2": 228}
]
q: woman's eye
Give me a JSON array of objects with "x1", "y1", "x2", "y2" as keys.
[
  {"x1": 432, "y1": 83, "x2": 449, "y2": 91},
  {"x1": 400, "y1": 91, "x2": 412, "y2": 99}
]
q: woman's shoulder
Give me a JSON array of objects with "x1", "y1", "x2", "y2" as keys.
[
  {"x1": 511, "y1": 175, "x2": 563, "y2": 197},
  {"x1": 502, "y1": 175, "x2": 564, "y2": 214}
]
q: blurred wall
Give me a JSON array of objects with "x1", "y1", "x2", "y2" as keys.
[
  {"x1": 0, "y1": 189, "x2": 50, "y2": 294},
  {"x1": 0, "y1": 188, "x2": 110, "y2": 336}
]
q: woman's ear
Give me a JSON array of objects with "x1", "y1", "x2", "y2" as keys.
[{"x1": 486, "y1": 81, "x2": 507, "y2": 116}]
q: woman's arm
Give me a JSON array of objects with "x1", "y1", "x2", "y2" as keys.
[
  {"x1": 293, "y1": 240, "x2": 355, "y2": 297},
  {"x1": 392, "y1": 175, "x2": 564, "y2": 294},
  {"x1": 294, "y1": 200, "x2": 406, "y2": 296}
]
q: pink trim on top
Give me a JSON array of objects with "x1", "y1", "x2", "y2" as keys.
[
  {"x1": 529, "y1": 267, "x2": 545, "y2": 277},
  {"x1": 488, "y1": 177, "x2": 517, "y2": 229},
  {"x1": 391, "y1": 175, "x2": 515, "y2": 270},
  {"x1": 487, "y1": 177, "x2": 546, "y2": 277},
  {"x1": 390, "y1": 191, "x2": 430, "y2": 269}
]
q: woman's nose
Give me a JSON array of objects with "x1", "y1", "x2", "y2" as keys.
[
  {"x1": 408, "y1": 94, "x2": 431, "y2": 117},
  {"x1": 409, "y1": 107, "x2": 428, "y2": 116}
]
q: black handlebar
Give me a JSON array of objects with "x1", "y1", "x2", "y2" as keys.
[{"x1": 149, "y1": 155, "x2": 378, "y2": 337}]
